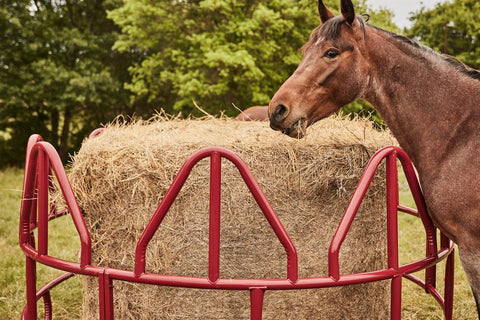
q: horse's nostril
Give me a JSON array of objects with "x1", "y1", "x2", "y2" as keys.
[
  {"x1": 275, "y1": 104, "x2": 287, "y2": 117},
  {"x1": 272, "y1": 104, "x2": 288, "y2": 123},
  {"x1": 269, "y1": 104, "x2": 289, "y2": 130}
]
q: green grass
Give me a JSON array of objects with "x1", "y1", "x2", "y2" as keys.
[{"x1": 0, "y1": 168, "x2": 477, "y2": 319}]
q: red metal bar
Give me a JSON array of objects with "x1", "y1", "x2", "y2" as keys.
[
  {"x1": 89, "y1": 128, "x2": 105, "y2": 139},
  {"x1": 444, "y1": 246, "x2": 455, "y2": 320},
  {"x1": 391, "y1": 276, "x2": 402, "y2": 320},
  {"x1": 24, "y1": 256, "x2": 37, "y2": 320},
  {"x1": 21, "y1": 135, "x2": 43, "y2": 320},
  {"x1": 250, "y1": 288, "x2": 265, "y2": 320},
  {"x1": 397, "y1": 204, "x2": 419, "y2": 217},
  {"x1": 99, "y1": 271, "x2": 114, "y2": 320},
  {"x1": 386, "y1": 152, "x2": 399, "y2": 269},
  {"x1": 440, "y1": 230, "x2": 455, "y2": 319},
  {"x1": 209, "y1": 152, "x2": 221, "y2": 283},
  {"x1": 386, "y1": 152, "x2": 401, "y2": 319},
  {"x1": 37, "y1": 147, "x2": 49, "y2": 256}
]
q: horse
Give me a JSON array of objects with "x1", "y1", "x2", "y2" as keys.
[
  {"x1": 235, "y1": 106, "x2": 269, "y2": 121},
  {"x1": 268, "y1": 0, "x2": 480, "y2": 316}
]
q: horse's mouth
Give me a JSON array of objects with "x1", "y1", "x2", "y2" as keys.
[{"x1": 281, "y1": 118, "x2": 308, "y2": 139}]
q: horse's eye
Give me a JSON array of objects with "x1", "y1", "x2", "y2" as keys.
[{"x1": 324, "y1": 49, "x2": 339, "y2": 59}]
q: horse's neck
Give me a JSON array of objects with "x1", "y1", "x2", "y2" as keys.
[{"x1": 362, "y1": 28, "x2": 480, "y2": 173}]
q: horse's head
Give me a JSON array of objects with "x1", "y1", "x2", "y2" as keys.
[{"x1": 269, "y1": 0, "x2": 370, "y2": 138}]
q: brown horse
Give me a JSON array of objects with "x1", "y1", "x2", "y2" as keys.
[
  {"x1": 236, "y1": 106, "x2": 269, "y2": 121},
  {"x1": 269, "y1": 0, "x2": 480, "y2": 315}
]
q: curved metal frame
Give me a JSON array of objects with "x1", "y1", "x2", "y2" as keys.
[{"x1": 19, "y1": 134, "x2": 454, "y2": 319}]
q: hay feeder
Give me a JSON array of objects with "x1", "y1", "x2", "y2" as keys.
[{"x1": 19, "y1": 118, "x2": 455, "y2": 320}]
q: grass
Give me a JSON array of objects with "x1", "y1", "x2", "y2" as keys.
[{"x1": 0, "y1": 168, "x2": 477, "y2": 319}]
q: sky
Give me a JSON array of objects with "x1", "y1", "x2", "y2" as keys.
[{"x1": 366, "y1": 0, "x2": 445, "y2": 28}]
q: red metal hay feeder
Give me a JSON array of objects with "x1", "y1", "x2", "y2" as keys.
[{"x1": 19, "y1": 133, "x2": 454, "y2": 319}]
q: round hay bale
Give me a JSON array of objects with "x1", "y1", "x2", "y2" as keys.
[{"x1": 67, "y1": 115, "x2": 396, "y2": 319}]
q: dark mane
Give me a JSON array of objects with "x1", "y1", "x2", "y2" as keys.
[
  {"x1": 370, "y1": 25, "x2": 480, "y2": 81},
  {"x1": 443, "y1": 54, "x2": 480, "y2": 80}
]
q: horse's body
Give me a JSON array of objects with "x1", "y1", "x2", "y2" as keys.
[
  {"x1": 269, "y1": 0, "x2": 480, "y2": 315},
  {"x1": 236, "y1": 106, "x2": 269, "y2": 121}
]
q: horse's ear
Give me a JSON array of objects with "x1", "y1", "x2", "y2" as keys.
[
  {"x1": 318, "y1": 0, "x2": 335, "y2": 24},
  {"x1": 340, "y1": 0, "x2": 355, "y2": 25}
]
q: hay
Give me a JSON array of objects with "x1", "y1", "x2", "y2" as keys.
[{"x1": 66, "y1": 115, "x2": 396, "y2": 319}]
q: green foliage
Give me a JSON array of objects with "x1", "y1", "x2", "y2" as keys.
[
  {"x1": 0, "y1": 0, "x2": 134, "y2": 166},
  {"x1": 109, "y1": 0, "x2": 399, "y2": 117},
  {"x1": 109, "y1": 0, "x2": 311, "y2": 115},
  {"x1": 407, "y1": 0, "x2": 480, "y2": 69}
]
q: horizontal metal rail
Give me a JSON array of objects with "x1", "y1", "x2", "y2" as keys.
[{"x1": 19, "y1": 134, "x2": 455, "y2": 320}]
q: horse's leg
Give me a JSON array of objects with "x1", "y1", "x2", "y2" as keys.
[{"x1": 458, "y1": 246, "x2": 480, "y2": 319}]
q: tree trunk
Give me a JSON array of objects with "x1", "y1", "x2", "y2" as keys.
[
  {"x1": 58, "y1": 106, "x2": 72, "y2": 162},
  {"x1": 50, "y1": 108, "x2": 59, "y2": 148}
]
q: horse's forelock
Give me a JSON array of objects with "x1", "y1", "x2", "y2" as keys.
[{"x1": 301, "y1": 16, "x2": 366, "y2": 55}]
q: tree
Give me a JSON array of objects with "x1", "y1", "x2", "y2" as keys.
[
  {"x1": 407, "y1": 0, "x2": 480, "y2": 69},
  {"x1": 108, "y1": 0, "x2": 399, "y2": 117},
  {"x1": 0, "y1": 0, "x2": 134, "y2": 166}
]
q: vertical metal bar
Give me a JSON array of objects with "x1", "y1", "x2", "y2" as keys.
[
  {"x1": 99, "y1": 271, "x2": 114, "y2": 320},
  {"x1": 25, "y1": 256, "x2": 37, "y2": 320},
  {"x1": 250, "y1": 288, "x2": 265, "y2": 320},
  {"x1": 209, "y1": 152, "x2": 221, "y2": 283},
  {"x1": 37, "y1": 148, "x2": 49, "y2": 256},
  {"x1": 22, "y1": 141, "x2": 40, "y2": 320},
  {"x1": 390, "y1": 276, "x2": 402, "y2": 320},
  {"x1": 386, "y1": 153, "x2": 401, "y2": 319},
  {"x1": 444, "y1": 246, "x2": 455, "y2": 320},
  {"x1": 386, "y1": 152, "x2": 399, "y2": 269},
  {"x1": 99, "y1": 273, "x2": 105, "y2": 320}
]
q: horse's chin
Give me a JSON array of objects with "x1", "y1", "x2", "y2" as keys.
[{"x1": 281, "y1": 118, "x2": 308, "y2": 139}]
